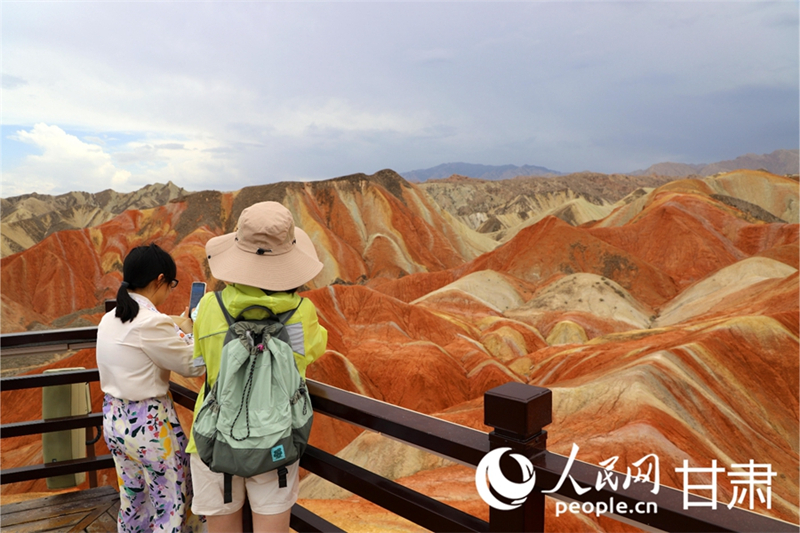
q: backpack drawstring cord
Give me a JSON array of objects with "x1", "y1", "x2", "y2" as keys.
[
  {"x1": 290, "y1": 379, "x2": 309, "y2": 416},
  {"x1": 230, "y1": 334, "x2": 266, "y2": 441}
]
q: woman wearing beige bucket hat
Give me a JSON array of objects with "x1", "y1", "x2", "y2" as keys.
[{"x1": 185, "y1": 201, "x2": 328, "y2": 533}]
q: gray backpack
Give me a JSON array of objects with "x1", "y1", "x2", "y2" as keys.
[{"x1": 193, "y1": 292, "x2": 313, "y2": 503}]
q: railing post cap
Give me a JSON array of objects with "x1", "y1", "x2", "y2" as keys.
[{"x1": 484, "y1": 382, "x2": 552, "y2": 438}]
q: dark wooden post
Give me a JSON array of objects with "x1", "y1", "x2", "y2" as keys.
[
  {"x1": 85, "y1": 426, "x2": 98, "y2": 488},
  {"x1": 484, "y1": 382, "x2": 552, "y2": 533}
]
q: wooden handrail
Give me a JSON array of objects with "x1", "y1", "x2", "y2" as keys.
[
  {"x1": 1, "y1": 413, "x2": 104, "y2": 439},
  {"x1": 301, "y1": 445, "x2": 489, "y2": 533},
  {"x1": 1, "y1": 455, "x2": 115, "y2": 485},
  {"x1": 1, "y1": 368, "x2": 101, "y2": 391},
  {"x1": 0, "y1": 326, "x2": 99, "y2": 357},
  {"x1": 290, "y1": 504, "x2": 346, "y2": 533},
  {"x1": 307, "y1": 379, "x2": 489, "y2": 467}
]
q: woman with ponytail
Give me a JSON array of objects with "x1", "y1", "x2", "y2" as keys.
[{"x1": 97, "y1": 243, "x2": 205, "y2": 533}]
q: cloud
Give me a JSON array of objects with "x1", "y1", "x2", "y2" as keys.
[
  {"x1": 2, "y1": 124, "x2": 131, "y2": 196},
  {"x1": 82, "y1": 135, "x2": 106, "y2": 146},
  {"x1": 112, "y1": 136, "x2": 250, "y2": 193},
  {"x1": 2, "y1": 74, "x2": 28, "y2": 90},
  {"x1": 1, "y1": 124, "x2": 250, "y2": 197},
  {"x1": 1, "y1": 2, "x2": 796, "y2": 192},
  {"x1": 267, "y1": 99, "x2": 430, "y2": 138}
]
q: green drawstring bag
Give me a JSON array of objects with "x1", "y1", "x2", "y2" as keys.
[{"x1": 193, "y1": 292, "x2": 313, "y2": 503}]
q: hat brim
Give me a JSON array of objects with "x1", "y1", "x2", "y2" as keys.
[{"x1": 206, "y1": 227, "x2": 323, "y2": 291}]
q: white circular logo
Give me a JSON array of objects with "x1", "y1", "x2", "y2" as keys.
[{"x1": 475, "y1": 447, "x2": 536, "y2": 510}]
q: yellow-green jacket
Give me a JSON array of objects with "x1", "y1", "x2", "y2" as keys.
[{"x1": 185, "y1": 283, "x2": 327, "y2": 454}]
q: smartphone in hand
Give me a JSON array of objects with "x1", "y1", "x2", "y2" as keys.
[{"x1": 189, "y1": 281, "x2": 206, "y2": 319}]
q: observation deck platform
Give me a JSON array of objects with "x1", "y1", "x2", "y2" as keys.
[{"x1": 0, "y1": 486, "x2": 119, "y2": 532}]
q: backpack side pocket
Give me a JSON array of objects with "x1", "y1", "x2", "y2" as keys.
[{"x1": 193, "y1": 383, "x2": 221, "y2": 469}]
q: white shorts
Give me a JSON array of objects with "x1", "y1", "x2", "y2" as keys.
[{"x1": 190, "y1": 453, "x2": 300, "y2": 516}]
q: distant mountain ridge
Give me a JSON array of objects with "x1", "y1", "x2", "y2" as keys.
[
  {"x1": 631, "y1": 149, "x2": 799, "y2": 177},
  {"x1": 401, "y1": 163, "x2": 562, "y2": 182},
  {"x1": 402, "y1": 149, "x2": 798, "y2": 183},
  {"x1": 0, "y1": 182, "x2": 189, "y2": 257}
]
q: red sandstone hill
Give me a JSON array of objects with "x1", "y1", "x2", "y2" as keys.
[
  {"x1": 0, "y1": 182, "x2": 189, "y2": 258},
  {"x1": 1, "y1": 169, "x2": 797, "y2": 530},
  {"x1": 1, "y1": 170, "x2": 490, "y2": 333},
  {"x1": 367, "y1": 214, "x2": 681, "y2": 311},
  {"x1": 0, "y1": 202, "x2": 216, "y2": 332},
  {"x1": 463, "y1": 216, "x2": 679, "y2": 308},
  {"x1": 527, "y1": 313, "x2": 799, "y2": 523},
  {"x1": 587, "y1": 187, "x2": 798, "y2": 287}
]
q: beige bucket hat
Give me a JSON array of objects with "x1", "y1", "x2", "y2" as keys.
[{"x1": 206, "y1": 201, "x2": 323, "y2": 291}]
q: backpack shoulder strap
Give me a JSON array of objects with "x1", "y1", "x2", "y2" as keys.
[
  {"x1": 276, "y1": 297, "x2": 304, "y2": 326},
  {"x1": 206, "y1": 291, "x2": 233, "y2": 399},
  {"x1": 214, "y1": 291, "x2": 236, "y2": 326}
]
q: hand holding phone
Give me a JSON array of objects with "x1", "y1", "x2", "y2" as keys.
[{"x1": 173, "y1": 310, "x2": 193, "y2": 333}]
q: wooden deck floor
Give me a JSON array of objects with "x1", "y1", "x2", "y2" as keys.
[{"x1": 0, "y1": 486, "x2": 119, "y2": 532}]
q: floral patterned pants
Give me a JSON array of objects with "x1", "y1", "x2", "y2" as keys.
[{"x1": 103, "y1": 394, "x2": 203, "y2": 533}]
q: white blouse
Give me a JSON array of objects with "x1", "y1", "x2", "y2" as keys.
[{"x1": 97, "y1": 293, "x2": 204, "y2": 401}]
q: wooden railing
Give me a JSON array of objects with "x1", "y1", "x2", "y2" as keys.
[{"x1": 1, "y1": 328, "x2": 797, "y2": 533}]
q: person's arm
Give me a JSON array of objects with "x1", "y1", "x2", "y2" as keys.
[
  {"x1": 139, "y1": 314, "x2": 205, "y2": 377},
  {"x1": 169, "y1": 307, "x2": 193, "y2": 335}
]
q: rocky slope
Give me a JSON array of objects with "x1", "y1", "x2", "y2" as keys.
[
  {"x1": 0, "y1": 182, "x2": 189, "y2": 257},
  {"x1": 1, "y1": 169, "x2": 797, "y2": 530},
  {"x1": 0, "y1": 170, "x2": 494, "y2": 333},
  {"x1": 419, "y1": 172, "x2": 678, "y2": 239}
]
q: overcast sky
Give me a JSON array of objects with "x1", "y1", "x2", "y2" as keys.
[{"x1": 2, "y1": 1, "x2": 798, "y2": 197}]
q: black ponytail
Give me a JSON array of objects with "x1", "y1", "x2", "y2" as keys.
[
  {"x1": 115, "y1": 243, "x2": 177, "y2": 323},
  {"x1": 115, "y1": 280, "x2": 138, "y2": 323}
]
